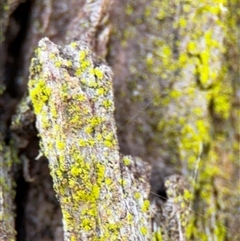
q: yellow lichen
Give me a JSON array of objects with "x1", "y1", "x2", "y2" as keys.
[{"x1": 94, "y1": 67, "x2": 104, "y2": 80}]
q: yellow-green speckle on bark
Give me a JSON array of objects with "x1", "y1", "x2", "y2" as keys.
[
  {"x1": 110, "y1": 0, "x2": 233, "y2": 240},
  {"x1": 28, "y1": 38, "x2": 152, "y2": 240},
  {"x1": 0, "y1": 136, "x2": 18, "y2": 240}
]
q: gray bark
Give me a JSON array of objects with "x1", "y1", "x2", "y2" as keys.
[{"x1": 0, "y1": 0, "x2": 239, "y2": 240}]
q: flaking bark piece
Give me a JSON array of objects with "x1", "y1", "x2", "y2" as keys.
[{"x1": 28, "y1": 38, "x2": 152, "y2": 240}]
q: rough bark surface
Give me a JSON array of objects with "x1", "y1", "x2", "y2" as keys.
[
  {"x1": 0, "y1": 137, "x2": 17, "y2": 241},
  {"x1": 0, "y1": 0, "x2": 239, "y2": 240},
  {"x1": 109, "y1": 1, "x2": 239, "y2": 240},
  {"x1": 28, "y1": 38, "x2": 152, "y2": 240}
]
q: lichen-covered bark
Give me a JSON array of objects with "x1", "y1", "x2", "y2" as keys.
[
  {"x1": 109, "y1": 0, "x2": 237, "y2": 240},
  {"x1": 0, "y1": 136, "x2": 17, "y2": 241},
  {"x1": 0, "y1": 0, "x2": 239, "y2": 240},
  {"x1": 28, "y1": 38, "x2": 152, "y2": 240},
  {"x1": 220, "y1": 1, "x2": 240, "y2": 239},
  {"x1": 0, "y1": 3, "x2": 22, "y2": 238},
  {"x1": 1, "y1": 1, "x2": 115, "y2": 240},
  {"x1": 151, "y1": 175, "x2": 190, "y2": 241}
]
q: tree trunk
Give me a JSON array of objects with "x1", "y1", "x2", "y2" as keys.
[{"x1": 0, "y1": 0, "x2": 239, "y2": 240}]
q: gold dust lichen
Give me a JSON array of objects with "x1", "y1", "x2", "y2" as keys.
[
  {"x1": 29, "y1": 78, "x2": 51, "y2": 114},
  {"x1": 120, "y1": 0, "x2": 231, "y2": 239},
  {"x1": 96, "y1": 88, "x2": 105, "y2": 96},
  {"x1": 70, "y1": 42, "x2": 77, "y2": 48},
  {"x1": 29, "y1": 38, "x2": 152, "y2": 240},
  {"x1": 141, "y1": 200, "x2": 150, "y2": 212},
  {"x1": 102, "y1": 99, "x2": 113, "y2": 108},
  {"x1": 79, "y1": 50, "x2": 87, "y2": 61},
  {"x1": 75, "y1": 68, "x2": 82, "y2": 77},
  {"x1": 134, "y1": 192, "x2": 141, "y2": 200},
  {"x1": 94, "y1": 67, "x2": 104, "y2": 80},
  {"x1": 122, "y1": 156, "x2": 131, "y2": 166},
  {"x1": 54, "y1": 60, "x2": 62, "y2": 67},
  {"x1": 140, "y1": 226, "x2": 147, "y2": 235}
]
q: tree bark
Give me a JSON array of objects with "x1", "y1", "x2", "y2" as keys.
[
  {"x1": 0, "y1": 0, "x2": 239, "y2": 240},
  {"x1": 28, "y1": 37, "x2": 152, "y2": 240}
]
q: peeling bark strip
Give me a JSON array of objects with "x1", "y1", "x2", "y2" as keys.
[{"x1": 28, "y1": 38, "x2": 151, "y2": 240}]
